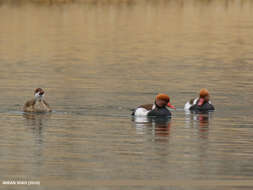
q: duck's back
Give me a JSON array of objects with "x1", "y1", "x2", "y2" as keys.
[
  {"x1": 132, "y1": 104, "x2": 154, "y2": 116},
  {"x1": 24, "y1": 99, "x2": 51, "y2": 113}
]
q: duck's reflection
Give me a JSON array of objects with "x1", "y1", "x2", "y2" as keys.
[
  {"x1": 23, "y1": 112, "x2": 52, "y2": 150},
  {"x1": 185, "y1": 112, "x2": 213, "y2": 139},
  {"x1": 133, "y1": 116, "x2": 171, "y2": 140},
  {"x1": 197, "y1": 114, "x2": 209, "y2": 129},
  {"x1": 153, "y1": 117, "x2": 171, "y2": 138},
  {"x1": 22, "y1": 112, "x2": 51, "y2": 175},
  {"x1": 23, "y1": 112, "x2": 51, "y2": 128}
]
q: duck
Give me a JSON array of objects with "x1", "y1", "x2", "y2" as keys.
[
  {"x1": 184, "y1": 88, "x2": 215, "y2": 113},
  {"x1": 23, "y1": 88, "x2": 52, "y2": 113},
  {"x1": 132, "y1": 94, "x2": 175, "y2": 117}
]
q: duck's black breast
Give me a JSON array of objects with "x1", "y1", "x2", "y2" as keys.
[
  {"x1": 190, "y1": 101, "x2": 215, "y2": 113},
  {"x1": 147, "y1": 107, "x2": 171, "y2": 117}
]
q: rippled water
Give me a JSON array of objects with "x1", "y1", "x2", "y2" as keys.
[{"x1": 0, "y1": 0, "x2": 253, "y2": 189}]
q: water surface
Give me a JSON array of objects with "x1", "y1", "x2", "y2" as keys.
[{"x1": 0, "y1": 0, "x2": 253, "y2": 189}]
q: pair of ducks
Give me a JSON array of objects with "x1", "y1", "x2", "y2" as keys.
[
  {"x1": 23, "y1": 88, "x2": 215, "y2": 115},
  {"x1": 132, "y1": 88, "x2": 214, "y2": 117}
]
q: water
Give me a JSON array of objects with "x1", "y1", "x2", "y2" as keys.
[{"x1": 0, "y1": 0, "x2": 253, "y2": 189}]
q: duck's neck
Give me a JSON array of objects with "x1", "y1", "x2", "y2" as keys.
[
  {"x1": 35, "y1": 96, "x2": 43, "y2": 102},
  {"x1": 154, "y1": 101, "x2": 165, "y2": 109}
]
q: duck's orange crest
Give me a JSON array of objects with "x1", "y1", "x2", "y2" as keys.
[
  {"x1": 156, "y1": 94, "x2": 170, "y2": 102},
  {"x1": 199, "y1": 88, "x2": 209, "y2": 98}
]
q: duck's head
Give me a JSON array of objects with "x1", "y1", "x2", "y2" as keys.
[
  {"x1": 155, "y1": 94, "x2": 176, "y2": 109},
  {"x1": 198, "y1": 88, "x2": 210, "y2": 106},
  {"x1": 34, "y1": 88, "x2": 45, "y2": 100}
]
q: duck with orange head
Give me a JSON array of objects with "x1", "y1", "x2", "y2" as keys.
[
  {"x1": 132, "y1": 94, "x2": 176, "y2": 117},
  {"x1": 184, "y1": 88, "x2": 214, "y2": 113}
]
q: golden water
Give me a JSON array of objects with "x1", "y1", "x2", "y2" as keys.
[{"x1": 0, "y1": 0, "x2": 253, "y2": 189}]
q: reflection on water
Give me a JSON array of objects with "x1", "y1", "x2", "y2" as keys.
[
  {"x1": 185, "y1": 113, "x2": 211, "y2": 139},
  {"x1": 185, "y1": 113, "x2": 212, "y2": 128},
  {"x1": 23, "y1": 112, "x2": 51, "y2": 128},
  {"x1": 134, "y1": 116, "x2": 171, "y2": 140},
  {"x1": 0, "y1": 0, "x2": 253, "y2": 189}
]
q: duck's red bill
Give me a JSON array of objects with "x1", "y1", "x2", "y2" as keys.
[
  {"x1": 167, "y1": 102, "x2": 176, "y2": 109},
  {"x1": 198, "y1": 98, "x2": 205, "y2": 106}
]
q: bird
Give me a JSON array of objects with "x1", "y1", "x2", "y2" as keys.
[
  {"x1": 23, "y1": 88, "x2": 52, "y2": 113},
  {"x1": 184, "y1": 88, "x2": 215, "y2": 113},
  {"x1": 132, "y1": 94, "x2": 175, "y2": 117}
]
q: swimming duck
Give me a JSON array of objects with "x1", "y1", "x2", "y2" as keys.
[
  {"x1": 23, "y1": 88, "x2": 52, "y2": 113},
  {"x1": 184, "y1": 88, "x2": 215, "y2": 113},
  {"x1": 132, "y1": 94, "x2": 175, "y2": 117}
]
